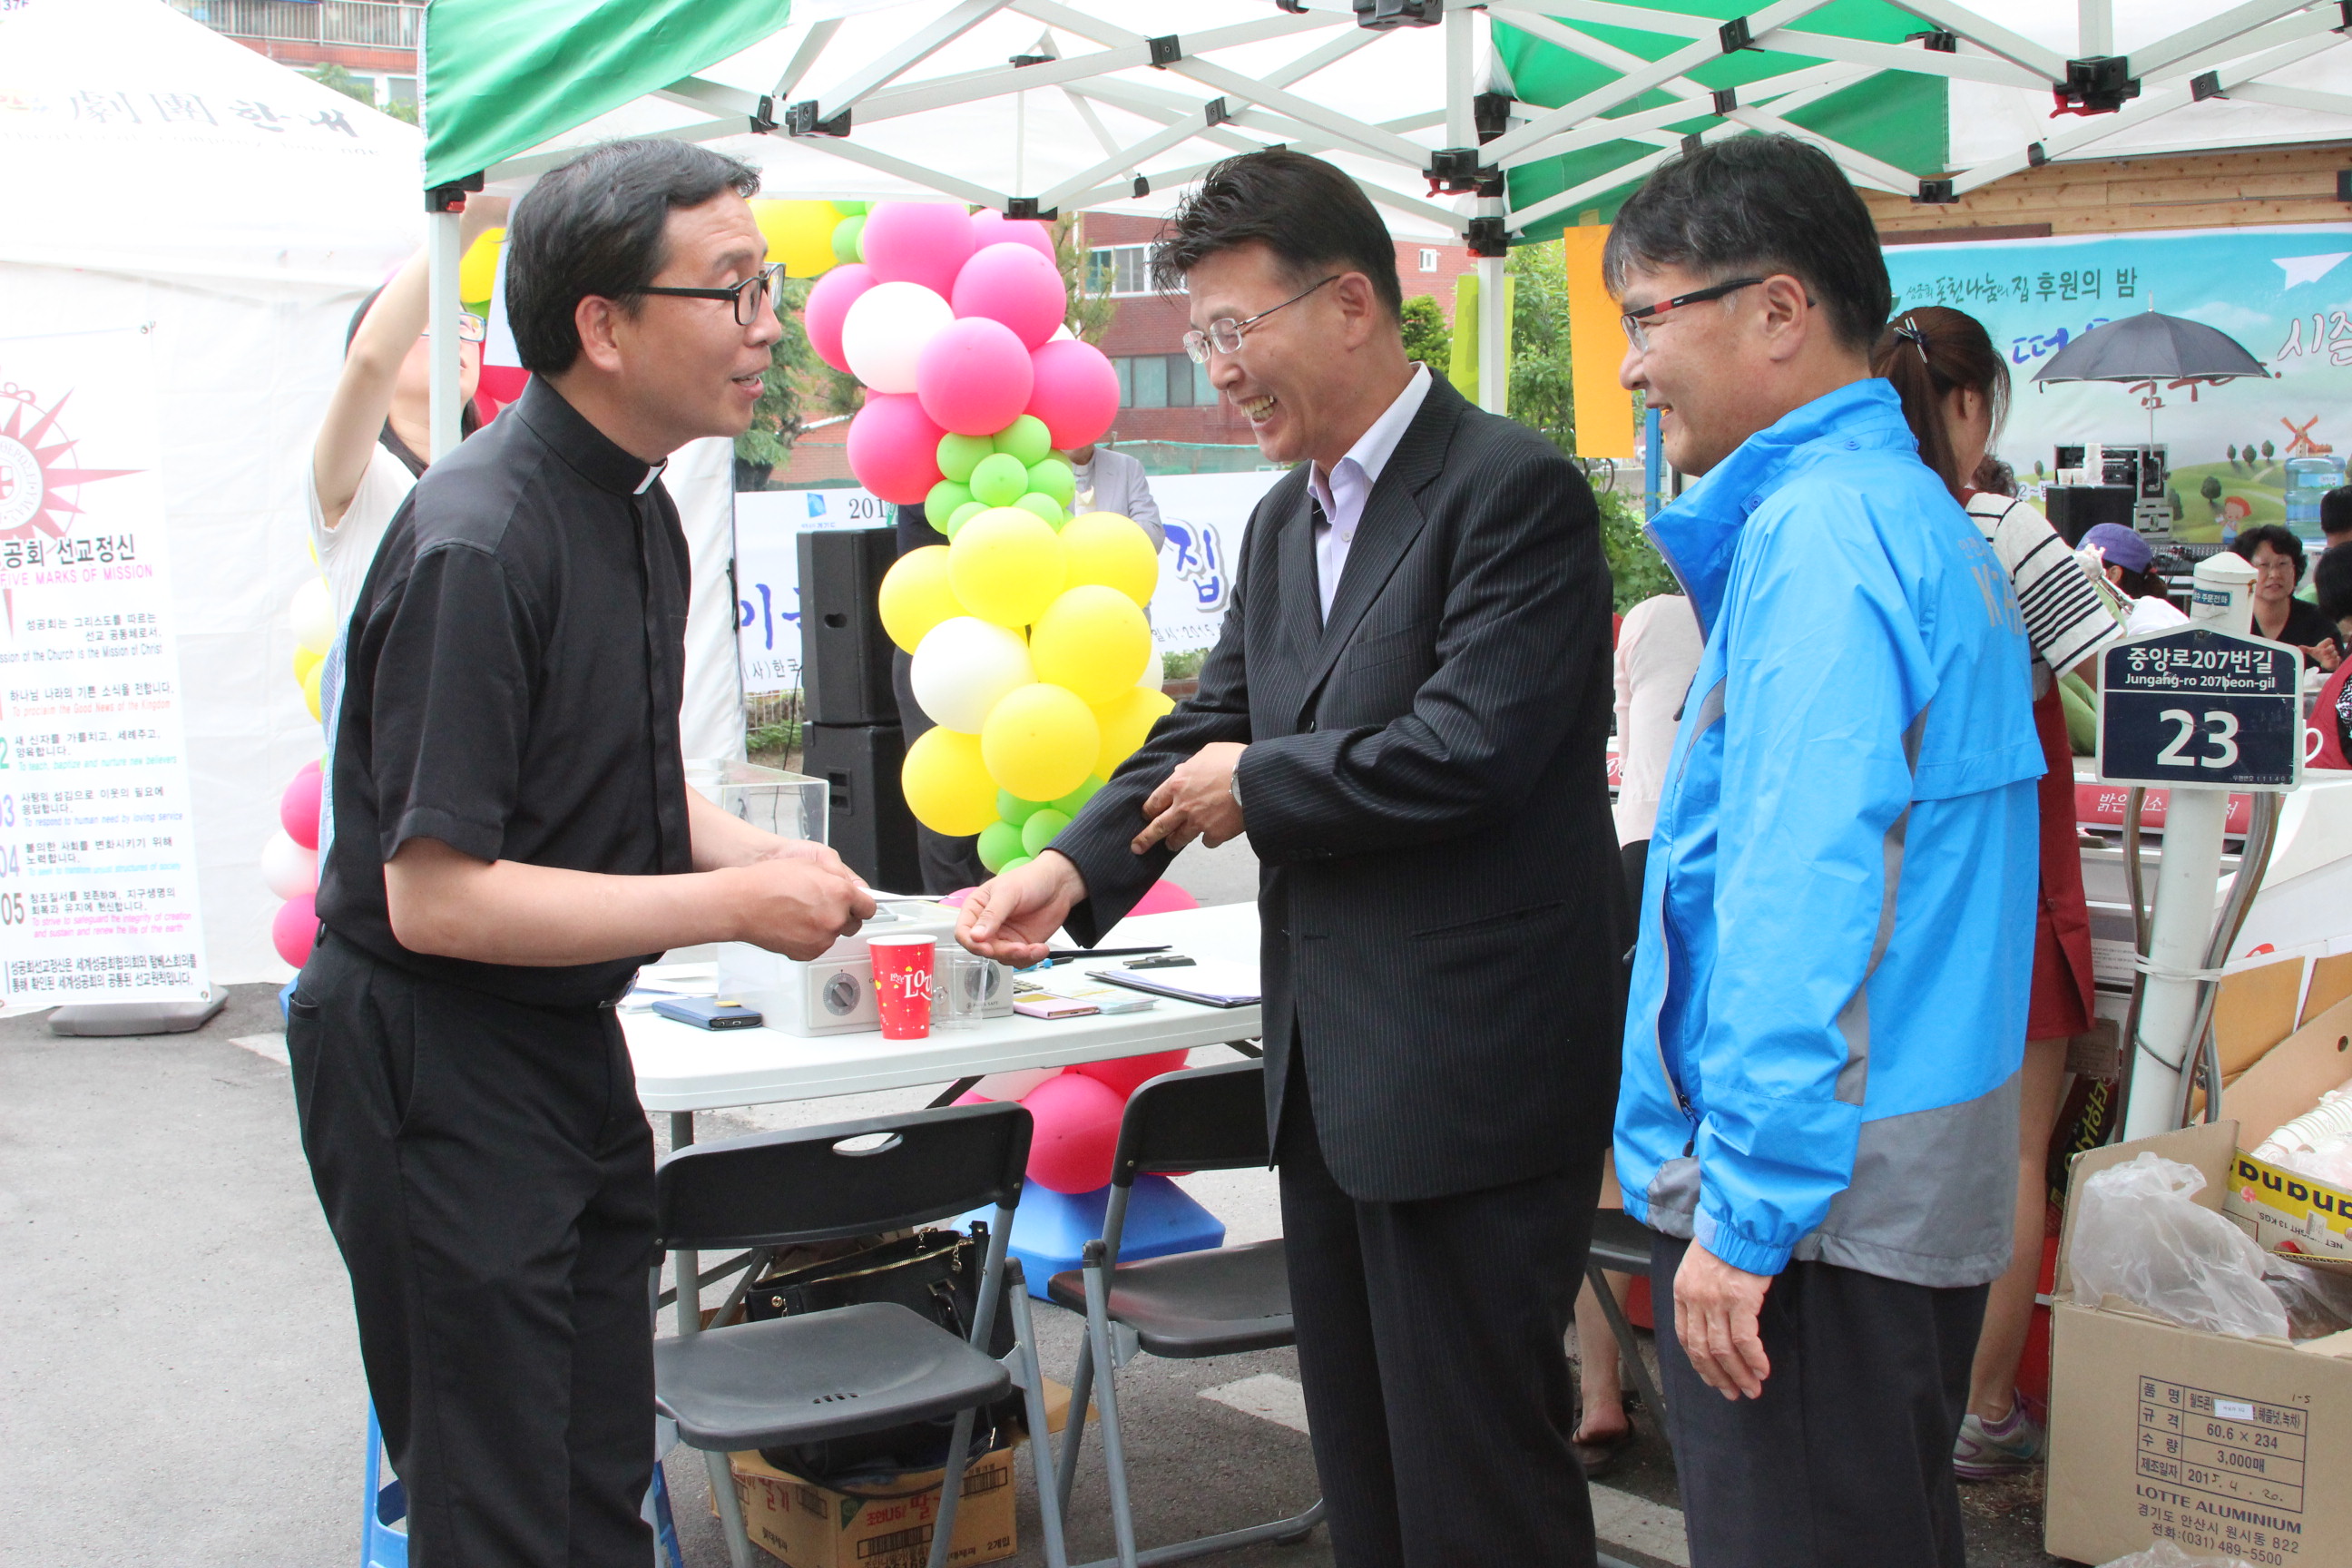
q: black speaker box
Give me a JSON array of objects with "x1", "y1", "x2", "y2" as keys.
[
  {"x1": 798, "y1": 526, "x2": 898, "y2": 725},
  {"x1": 801, "y1": 721, "x2": 923, "y2": 893},
  {"x1": 2043, "y1": 485, "x2": 2135, "y2": 546}
]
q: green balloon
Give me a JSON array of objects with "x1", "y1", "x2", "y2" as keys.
[
  {"x1": 946, "y1": 501, "x2": 988, "y2": 538},
  {"x1": 1026, "y1": 456, "x2": 1075, "y2": 506},
  {"x1": 1020, "y1": 808, "x2": 1072, "y2": 858},
  {"x1": 1014, "y1": 492, "x2": 1067, "y2": 527},
  {"x1": 996, "y1": 789, "x2": 1046, "y2": 826},
  {"x1": 925, "y1": 479, "x2": 973, "y2": 526},
  {"x1": 936, "y1": 432, "x2": 993, "y2": 484},
  {"x1": 977, "y1": 821, "x2": 1025, "y2": 874},
  {"x1": 833, "y1": 200, "x2": 868, "y2": 217},
  {"x1": 1051, "y1": 775, "x2": 1104, "y2": 817},
  {"x1": 1000, "y1": 855, "x2": 1034, "y2": 874},
  {"x1": 994, "y1": 415, "x2": 1053, "y2": 468},
  {"x1": 831, "y1": 215, "x2": 865, "y2": 265},
  {"x1": 969, "y1": 452, "x2": 1029, "y2": 508}
]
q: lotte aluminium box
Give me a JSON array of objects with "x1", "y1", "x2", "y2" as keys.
[{"x1": 2044, "y1": 1121, "x2": 2352, "y2": 1567}]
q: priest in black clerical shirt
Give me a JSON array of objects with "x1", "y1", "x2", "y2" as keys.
[{"x1": 293, "y1": 141, "x2": 873, "y2": 1567}]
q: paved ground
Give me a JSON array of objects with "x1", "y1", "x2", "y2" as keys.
[{"x1": 0, "y1": 831, "x2": 2073, "y2": 1566}]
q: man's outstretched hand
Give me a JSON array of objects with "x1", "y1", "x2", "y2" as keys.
[
  {"x1": 956, "y1": 851, "x2": 1088, "y2": 965},
  {"x1": 1673, "y1": 1241, "x2": 1775, "y2": 1400}
]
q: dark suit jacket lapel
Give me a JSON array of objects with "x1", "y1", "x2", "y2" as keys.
[
  {"x1": 1278, "y1": 477, "x2": 1321, "y2": 664},
  {"x1": 1292, "y1": 376, "x2": 1465, "y2": 720}
]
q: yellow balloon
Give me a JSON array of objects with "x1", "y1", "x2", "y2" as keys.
[
  {"x1": 1093, "y1": 685, "x2": 1174, "y2": 777},
  {"x1": 752, "y1": 200, "x2": 840, "y2": 279},
  {"x1": 948, "y1": 509, "x2": 1067, "y2": 629},
  {"x1": 294, "y1": 644, "x2": 323, "y2": 689},
  {"x1": 1028, "y1": 585, "x2": 1152, "y2": 706},
  {"x1": 981, "y1": 683, "x2": 1101, "y2": 803},
  {"x1": 1061, "y1": 511, "x2": 1160, "y2": 605},
  {"x1": 901, "y1": 726, "x2": 999, "y2": 837},
  {"x1": 302, "y1": 658, "x2": 325, "y2": 723},
  {"x1": 458, "y1": 227, "x2": 505, "y2": 307},
  {"x1": 877, "y1": 546, "x2": 962, "y2": 654}
]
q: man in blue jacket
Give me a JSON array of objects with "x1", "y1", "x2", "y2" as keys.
[{"x1": 1607, "y1": 137, "x2": 2042, "y2": 1567}]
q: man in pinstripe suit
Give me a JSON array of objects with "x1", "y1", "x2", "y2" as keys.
[{"x1": 958, "y1": 151, "x2": 1625, "y2": 1565}]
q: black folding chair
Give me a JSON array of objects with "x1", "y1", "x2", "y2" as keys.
[
  {"x1": 652, "y1": 1102, "x2": 1068, "y2": 1568},
  {"x1": 1043, "y1": 1060, "x2": 1322, "y2": 1568},
  {"x1": 1584, "y1": 1209, "x2": 1670, "y2": 1451}
]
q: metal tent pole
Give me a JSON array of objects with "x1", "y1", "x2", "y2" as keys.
[{"x1": 427, "y1": 207, "x2": 465, "y2": 461}]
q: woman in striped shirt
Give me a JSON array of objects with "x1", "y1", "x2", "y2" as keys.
[{"x1": 1872, "y1": 306, "x2": 2126, "y2": 1483}]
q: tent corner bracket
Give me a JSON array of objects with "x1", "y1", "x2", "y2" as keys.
[
  {"x1": 426, "y1": 173, "x2": 483, "y2": 214},
  {"x1": 787, "y1": 101, "x2": 851, "y2": 138}
]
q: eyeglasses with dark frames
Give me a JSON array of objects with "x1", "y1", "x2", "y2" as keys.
[
  {"x1": 1183, "y1": 275, "x2": 1341, "y2": 364},
  {"x1": 636, "y1": 262, "x2": 787, "y2": 327},
  {"x1": 1619, "y1": 277, "x2": 1766, "y2": 354}
]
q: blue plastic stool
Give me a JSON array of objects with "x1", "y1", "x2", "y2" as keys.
[
  {"x1": 361, "y1": 1404, "x2": 681, "y2": 1568},
  {"x1": 970, "y1": 1173, "x2": 1225, "y2": 1283}
]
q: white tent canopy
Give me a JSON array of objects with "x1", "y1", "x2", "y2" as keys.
[
  {"x1": 431, "y1": 0, "x2": 2352, "y2": 450},
  {"x1": 0, "y1": 0, "x2": 421, "y2": 985}
]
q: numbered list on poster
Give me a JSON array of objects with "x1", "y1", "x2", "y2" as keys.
[{"x1": 0, "y1": 331, "x2": 207, "y2": 1004}]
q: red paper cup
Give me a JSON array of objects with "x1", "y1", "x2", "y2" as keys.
[{"x1": 868, "y1": 935, "x2": 936, "y2": 1039}]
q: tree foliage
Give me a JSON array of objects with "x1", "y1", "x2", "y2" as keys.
[
  {"x1": 736, "y1": 279, "x2": 820, "y2": 471},
  {"x1": 1400, "y1": 295, "x2": 1451, "y2": 371},
  {"x1": 304, "y1": 63, "x2": 416, "y2": 124},
  {"x1": 1056, "y1": 216, "x2": 1117, "y2": 346}
]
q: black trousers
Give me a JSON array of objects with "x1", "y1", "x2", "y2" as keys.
[
  {"x1": 1276, "y1": 1054, "x2": 1602, "y2": 1567},
  {"x1": 289, "y1": 932, "x2": 657, "y2": 1568},
  {"x1": 1650, "y1": 1234, "x2": 1987, "y2": 1568}
]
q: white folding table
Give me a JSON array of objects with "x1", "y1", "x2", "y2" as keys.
[{"x1": 622, "y1": 902, "x2": 1262, "y2": 1328}]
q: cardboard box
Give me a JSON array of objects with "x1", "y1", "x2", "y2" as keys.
[
  {"x1": 724, "y1": 1436, "x2": 1017, "y2": 1568},
  {"x1": 2228, "y1": 1150, "x2": 2352, "y2": 1268},
  {"x1": 2044, "y1": 1120, "x2": 2352, "y2": 1567}
]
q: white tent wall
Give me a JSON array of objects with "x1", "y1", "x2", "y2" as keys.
[{"x1": 2, "y1": 0, "x2": 425, "y2": 985}]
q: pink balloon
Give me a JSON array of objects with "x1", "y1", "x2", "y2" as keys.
[
  {"x1": 861, "y1": 202, "x2": 975, "y2": 299},
  {"x1": 846, "y1": 393, "x2": 946, "y2": 504},
  {"x1": 273, "y1": 894, "x2": 317, "y2": 968},
  {"x1": 280, "y1": 762, "x2": 322, "y2": 851},
  {"x1": 1020, "y1": 1070, "x2": 1126, "y2": 1193},
  {"x1": 969, "y1": 210, "x2": 1057, "y2": 264},
  {"x1": 1024, "y1": 338, "x2": 1122, "y2": 449},
  {"x1": 1128, "y1": 879, "x2": 1200, "y2": 917},
  {"x1": 953, "y1": 242, "x2": 1069, "y2": 349},
  {"x1": 916, "y1": 317, "x2": 1035, "y2": 436},
  {"x1": 1069, "y1": 1048, "x2": 1191, "y2": 1101},
  {"x1": 804, "y1": 262, "x2": 876, "y2": 373}
]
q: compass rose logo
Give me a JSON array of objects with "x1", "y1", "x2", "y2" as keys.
[{"x1": 0, "y1": 383, "x2": 138, "y2": 540}]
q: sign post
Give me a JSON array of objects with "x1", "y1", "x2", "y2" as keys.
[{"x1": 2099, "y1": 556, "x2": 2292, "y2": 1139}]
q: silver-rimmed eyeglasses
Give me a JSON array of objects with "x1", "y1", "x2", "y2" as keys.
[{"x1": 1182, "y1": 275, "x2": 1340, "y2": 364}]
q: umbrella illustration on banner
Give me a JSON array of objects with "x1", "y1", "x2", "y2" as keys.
[{"x1": 2033, "y1": 303, "x2": 2270, "y2": 446}]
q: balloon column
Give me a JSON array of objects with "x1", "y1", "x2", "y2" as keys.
[
  {"x1": 265, "y1": 558, "x2": 336, "y2": 969},
  {"x1": 820, "y1": 203, "x2": 1171, "y2": 872}
]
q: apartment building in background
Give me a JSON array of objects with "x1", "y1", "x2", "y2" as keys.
[
  {"x1": 1080, "y1": 211, "x2": 1479, "y2": 449},
  {"x1": 170, "y1": 0, "x2": 423, "y2": 113}
]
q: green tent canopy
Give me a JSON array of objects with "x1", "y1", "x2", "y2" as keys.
[
  {"x1": 423, "y1": 0, "x2": 790, "y2": 190},
  {"x1": 1495, "y1": 1, "x2": 1947, "y2": 244}
]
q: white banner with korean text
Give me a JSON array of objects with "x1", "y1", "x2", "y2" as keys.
[
  {"x1": 732, "y1": 471, "x2": 1281, "y2": 696},
  {"x1": 0, "y1": 328, "x2": 209, "y2": 1004}
]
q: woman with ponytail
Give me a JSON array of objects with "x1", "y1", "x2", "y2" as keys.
[{"x1": 1871, "y1": 306, "x2": 2126, "y2": 1482}]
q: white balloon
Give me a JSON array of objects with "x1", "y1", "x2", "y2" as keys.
[
  {"x1": 910, "y1": 616, "x2": 1034, "y2": 733},
  {"x1": 260, "y1": 828, "x2": 318, "y2": 900},
  {"x1": 972, "y1": 1067, "x2": 1058, "y2": 1102},
  {"x1": 290, "y1": 576, "x2": 336, "y2": 657},
  {"x1": 840, "y1": 280, "x2": 952, "y2": 394}
]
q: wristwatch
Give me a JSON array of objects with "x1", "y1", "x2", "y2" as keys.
[{"x1": 1228, "y1": 769, "x2": 1243, "y2": 817}]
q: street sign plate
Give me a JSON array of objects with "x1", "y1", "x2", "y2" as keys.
[{"x1": 2097, "y1": 626, "x2": 2302, "y2": 789}]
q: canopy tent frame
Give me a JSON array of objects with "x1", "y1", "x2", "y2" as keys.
[{"x1": 424, "y1": 0, "x2": 2352, "y2": 454}]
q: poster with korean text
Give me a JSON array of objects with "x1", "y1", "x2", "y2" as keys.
[
  {"x1": 0, "y1": 328, "x2": 209, "y2": 1004},
  {"x1": 1884, "y1": 222, "x2": 2352, "y2": 542}
]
